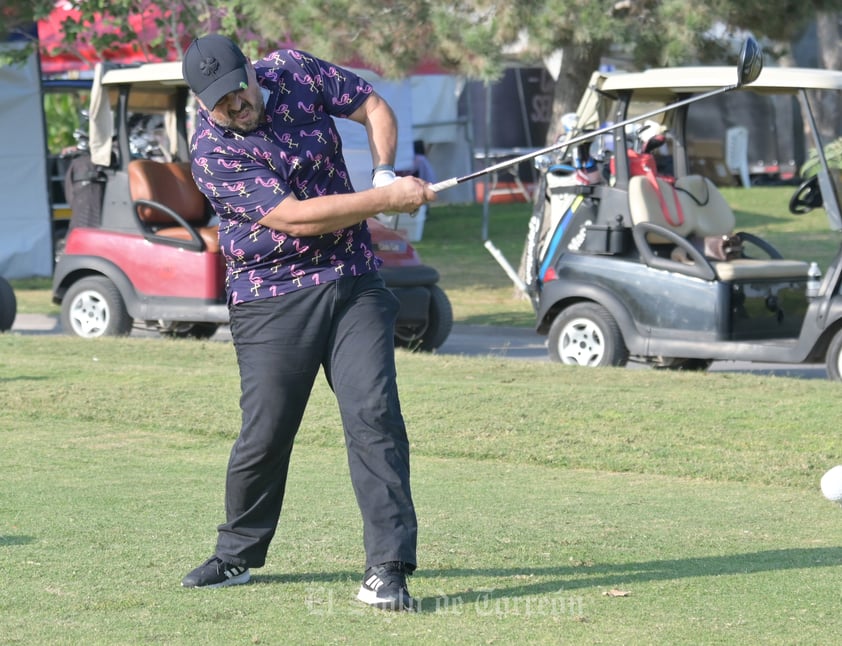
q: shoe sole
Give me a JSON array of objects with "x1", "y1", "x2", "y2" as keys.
[
  {"x1": 182, "y1": 569, "x2": 251, "y2": 589},
  {"x1": 357, "y1": 585, "x2": 414, "y2": 611}
]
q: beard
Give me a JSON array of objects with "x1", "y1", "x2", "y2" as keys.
[{"x1": 215, "y1": 98, "x2": 266, "y2": 134}]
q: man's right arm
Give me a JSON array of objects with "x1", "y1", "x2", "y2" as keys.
[{"x1": 256, "y1": 177, "x2": 435, "y2": 238}]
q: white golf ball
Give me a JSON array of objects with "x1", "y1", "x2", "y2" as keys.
[{"x1": 820, "y1": 465, "x2": 842, "y2": 502}]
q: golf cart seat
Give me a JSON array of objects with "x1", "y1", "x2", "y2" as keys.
[
  {"x1": 128, "y1": 160, "x2": 220, "y2": 253},
  {"x1": 674, "y1": 175, "x2": 808, "y2": 280},
  {"x1": 630, "y1": 174, "x2": 808, "y2": 281},
  {"x1": 629, "y1": 174, "x2": 695, "y2": 239}
]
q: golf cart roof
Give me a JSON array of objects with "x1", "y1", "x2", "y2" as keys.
[
  {"x1": 87, "y1": 61, "x2": 191, "y2": 166},
  {"x1": 100, "y1": 61, "x2": 187, "y2": 87},
  {"x1": 599, "y1": 66, "x2": 842, "y2": 99}
]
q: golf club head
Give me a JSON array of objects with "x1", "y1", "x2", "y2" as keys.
[{"x1": 738, "y1": 37, "x2": 763, "y2": 86}]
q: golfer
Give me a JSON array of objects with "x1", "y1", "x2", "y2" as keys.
[{"x1": 179, "y1": 34, "x2": 434, "y2": 611}]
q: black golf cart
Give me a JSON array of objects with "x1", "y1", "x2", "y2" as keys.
[{"x1": 490, "y1": 42, "x2": 842, "y2": 381}]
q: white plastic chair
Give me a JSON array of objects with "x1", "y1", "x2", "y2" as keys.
[{"x1": 725, "y1": 126, "x2": 751, "y2": 188}]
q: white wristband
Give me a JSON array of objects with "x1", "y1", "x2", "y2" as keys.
[{"x1": 372, "y1": 169, "x2": 397, "y2": 188}]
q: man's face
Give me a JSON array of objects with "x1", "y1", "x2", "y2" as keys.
[{"x1": 205, "y1": 64, "x2": 265, "y2": 134}]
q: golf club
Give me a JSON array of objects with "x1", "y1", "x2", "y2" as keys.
[{"x1": 429, "y1": 37, "x2": 764, "y2": 193}]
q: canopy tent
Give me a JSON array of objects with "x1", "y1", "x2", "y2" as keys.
[{"x1": 0, "y1": 39, "x2": 53, "y2": 278}]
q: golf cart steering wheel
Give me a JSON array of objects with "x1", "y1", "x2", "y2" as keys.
[{"x1": 789, "y1": 175, "x2": 823, "y2": 214}]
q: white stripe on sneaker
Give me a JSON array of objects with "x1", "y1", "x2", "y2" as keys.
[
  {"x1": 208, "y1": 567, "x2": 250, "y2": 588},
  {"x1": 364, "y1": 574, "x2": 385, "y2": 590}
]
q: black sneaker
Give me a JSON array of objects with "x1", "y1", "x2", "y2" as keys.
[
  {"x1": 181, "y1": 556, "x2": 251, "y2": 589},
  {"x1": 357, "y1": 562, "x2": 415, "y2": 611}
]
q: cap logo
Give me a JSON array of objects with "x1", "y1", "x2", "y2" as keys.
[{"x1": 199, "y1": 57, "x2": 220, "y2": 76}]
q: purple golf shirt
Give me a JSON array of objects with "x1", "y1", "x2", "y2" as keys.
[{"x1": 190, "y1": 49, "x2": 380, "y2": 305}]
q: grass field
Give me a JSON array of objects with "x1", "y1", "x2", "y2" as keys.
[
  {"x1": 4, "y1": 187, "x2": 842, "y2": 643},
  {"x1": 3, "y1": 335, "x2": 842, "y2": 644}
]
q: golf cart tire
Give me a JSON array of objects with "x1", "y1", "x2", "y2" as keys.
[
  {"x1": 421, "y1": 284, "x2": 454, "y2": 351},
  {"x1": 826, "y1": 327, "x2": 842, "y2": 382},
  {"x1": 394, "y1": 284, "x2": 453, "y2": 352},
  {"x1": 548, "y1": 302, "x2": 629, "y2": 367},
  {"x1": 61, "y1": 276, "x2": 133, "y2": 338},
  {"x1": 0, "y1": 276, "x2": 16, "y2": 332}
]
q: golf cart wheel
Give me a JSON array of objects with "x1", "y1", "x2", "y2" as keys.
[
  {"x1": 548, "y1": 303, "x2": 629, "y2": 367},
  {"x1": 825, "y1": 328, "x2": 842, "y2": 381},
  {"x1": 61, "y1": 276, "x2": 133, "y2": 338},
  {"x1": 394, "y1": 285, "x2": 453, "y2": 352},
  {"x1": 0, "y1": 276, "x2": 17, "y2": 332}
]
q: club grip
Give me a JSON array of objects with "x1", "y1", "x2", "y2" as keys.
[{"x1": 429, "y1": 177, "x2": 458, "y2": 193}]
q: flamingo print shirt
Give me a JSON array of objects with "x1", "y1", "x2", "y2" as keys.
[{"x1": 190, "y1": 49, "x2": 380, "y2": 305}]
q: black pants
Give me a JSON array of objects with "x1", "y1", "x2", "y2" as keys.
[{"x1": 215, "y1": 271, "x2": 417, "y2": 571}]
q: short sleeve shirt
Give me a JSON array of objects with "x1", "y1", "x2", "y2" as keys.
[{"x1": 189, "y1": 49, "x2": 379, "y2": 305}]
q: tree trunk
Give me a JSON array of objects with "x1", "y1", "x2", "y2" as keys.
[
  {"x1": 815, "y1": 11, "x2": 842, "y2": 140},
  {"x1": 547, "y1": 43, "x2": 607, "y2": 145}
]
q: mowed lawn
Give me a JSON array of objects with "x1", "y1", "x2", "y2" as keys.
[{"x1": 2, "y1": 332, "x2": 842, "y2": 644}]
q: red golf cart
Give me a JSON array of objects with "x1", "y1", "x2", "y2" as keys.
[{"x1": 52, "y1": 62, "x2": 451, "y2": 350}]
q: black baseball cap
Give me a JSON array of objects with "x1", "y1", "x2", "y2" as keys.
[{"x1": 182, "y1": 34, "x2": 249, "y2": 109}]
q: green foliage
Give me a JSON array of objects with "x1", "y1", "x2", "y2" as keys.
[
  {"x1": 801, "y1": 137, "x2": 842, "y2": 177},
  {"x1": 2, "y1": 0, "x2": 837, "y2": 148},
  {"x1": 43, "y1": 91, "x2": 88, "y2": 154},
  {"x1": 709, "y1": 0, "x2": 816, "y2": 41},
  {"x1": 2, "y1": 0, "x2": 827, "y2": 81},
  {"x1": 0, "y1": 0, "x2": 52, "y2": 66}
]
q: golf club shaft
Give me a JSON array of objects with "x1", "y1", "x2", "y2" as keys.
[{"x1": 429, "y1": 82, "x2": 738, "y2": 193}]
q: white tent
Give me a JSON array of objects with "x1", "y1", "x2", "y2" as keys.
[
  {"x1": 410, "y1": 73, "x2": 474, "y2": 205},
  {"x1": 0, "y1": 44, "x2": 54, "y2": 278},
  {"x1": 334, "y1": 68, "x2": 474, "y2": 207},
  {"x1": 333, "y1": 68, "x2": 417, "y2": 194},
  {"x1": 333, "y1": 68, "x2": 474, "y2": 240}
]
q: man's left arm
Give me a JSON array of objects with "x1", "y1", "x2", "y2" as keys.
[{"x1": 347, "y1": 92, "x2": 398, "y2": 186}]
